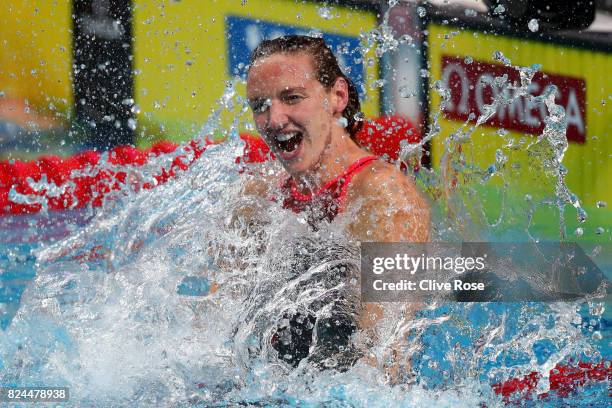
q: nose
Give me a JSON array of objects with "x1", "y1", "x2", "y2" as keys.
[{"x1": 266, "y1": 99, "x2": 289, "y2": 131}]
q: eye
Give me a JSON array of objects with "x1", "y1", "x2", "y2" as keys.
[{"x1": 284, "y1": 94, "x2": 304, "y2": 104}]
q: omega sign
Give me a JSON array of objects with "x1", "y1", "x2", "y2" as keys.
[{"x1": 441, "y1": 56, "x2": 586, "y2": 143}]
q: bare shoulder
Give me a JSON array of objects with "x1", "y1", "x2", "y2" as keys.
[
  {"x1": 350, "y1": 160, "x2": 416, "y2": 194},
  {"x1": 344, "y1": 160, "x2": 430, "y2": 242},
  {"x1": 346, "y1": 160, "x2": 424, "y2": 210}
]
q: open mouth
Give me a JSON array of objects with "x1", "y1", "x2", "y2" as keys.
[{"x1": 273, "y1": 131, "x2": 303, "y2": 154}]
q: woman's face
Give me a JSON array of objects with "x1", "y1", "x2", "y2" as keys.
[{"x1": 246, "y1": 52, "x2": 339, "y2": 175}]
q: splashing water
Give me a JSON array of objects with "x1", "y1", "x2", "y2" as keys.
[{"x1": 0, "y1": 16, "x2": 609, "y2": 408}]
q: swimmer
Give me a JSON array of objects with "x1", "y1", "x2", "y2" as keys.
[
  {"x1": 240, "y1": 35, "x2": 430, "y2": 374},
  {"x1": 244, "y1": 35, "x2": 430, "y2": 241}
]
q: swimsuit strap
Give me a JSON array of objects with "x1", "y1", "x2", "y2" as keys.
[
  {"x1": 335, "y1": 155, "x2": 378, "y2": 212},
  {"x1": 287, "y1": 155, "x2": 378, "y2": 202},
  {"x1": 280, "y1": 156, "x2": 378, "y2": 226}
]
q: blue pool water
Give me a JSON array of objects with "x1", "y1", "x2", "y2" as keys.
[{"x1": 0, "y1": 139, "x2": 609, "y2": 407}]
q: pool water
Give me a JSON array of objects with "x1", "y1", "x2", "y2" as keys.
[{"x1": 0, "y1": 136, "x2": 609, "y2": 407}]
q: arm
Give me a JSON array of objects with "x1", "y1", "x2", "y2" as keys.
[
  {"x1": 227, "y1": 167, "x2": 283, "y2": 231},
  {"x1": 344, "y1": 165, "x2": 430, "y2": 382},
  {"x1": 208, "y1": 170, "x2": 279, "y2": 277}
]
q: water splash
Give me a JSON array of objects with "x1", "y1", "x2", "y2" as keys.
[{"x1": 0, "y1": 14, "x2": 608, "y2": 408}]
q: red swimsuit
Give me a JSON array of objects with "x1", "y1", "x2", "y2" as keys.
[{"x1": 280, "y1": 156, "x2": 378, "y2": 227}]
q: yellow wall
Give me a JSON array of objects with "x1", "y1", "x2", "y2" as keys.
[
  {"x1": 0, "y1": 0, "x2": 378, "y2": 143},
  {"x1": 132, "y1": 0, "x2": 379, "y2": 143},
  {"x1": 0, "y1": 0, "x2": 72, "y2": 114},
  {"x1": 427, "y1": 23, "x2": 612, "y2": 207}
]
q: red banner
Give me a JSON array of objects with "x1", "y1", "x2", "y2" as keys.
[{"x1": 441, "y1": 56, "x2": 586, "y2": 143}]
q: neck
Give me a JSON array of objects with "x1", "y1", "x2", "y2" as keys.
[{"x1": 291, "y1": 129, "x2": 370, "y2": 195}]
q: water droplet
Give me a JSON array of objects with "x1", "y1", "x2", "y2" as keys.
[
  {"x1": 370, "y1": 79, "x2": 386, "y2": 89},
  {"x1": 464, "y1": 9, "x2": 477, "y2": 17},
  {"x1": 130, "y1": 104, "x2": 141, "y2": 114},
  {"x1": 337, "y1": 117, "x2": 348, "y2": 128},
  {"x1": 417, "y1": 6, "x2": 426, "y2": 18},
  {"x1": 596, "y1": 201, "x2": 606, "y2": 208},
  {"x1": 493, "y1": 5, "x2": 505, "y2": 14},
  {"x1": 497, "y1": 128, "x2": 508, "y2": 137},
  {"x1": 589, "y1": 303, "x2": 605, "y2": 316},
  {"x1": 595, "y1": 227, "x2": 605, "y2": 235},
  {"x1": 323, "y1": 357, "x2": 338, "y2": 368},
  {"x1": 317, "y1": 6, "x2": 333, "y2": 20},
  {"x1": 577, "y1": 208, "x2": 587, "y2": 223},
  {"x1": 492, "y1": 51, "x2": 511, "y2": 66},
  {"x1": 128, "y1": 118, "x2": 136, "y2": 130},
  {"x1": 420, "y1": 69, "x2": 429, "y2": 78},
  {"x1": 528, "y1": 19, "x2": 539, "y2": 32},
  {"x1": 592, "y1": 331, "x2": 602, "y2": 341},
  {"x1": 398, "y1": 85, "x2": 416, "y2": 98},
  {"x1": 464, "y1": 56, "x2": 473, "y2": 64},
  {"x1": 574, "y1": 227, "x2": 583, "y2": 236}
]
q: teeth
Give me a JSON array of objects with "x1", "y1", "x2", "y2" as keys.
[{"x1": 276, "y1": 132, "x2": 297, "y2": 142}]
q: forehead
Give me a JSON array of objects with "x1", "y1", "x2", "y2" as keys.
[{"x1": 246, "y1": 53, "x2": 318, "y2": 96}]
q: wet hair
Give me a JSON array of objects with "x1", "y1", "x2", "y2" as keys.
[{"x1": 249, "y1": 35, "x2": 363, "y2": 142}]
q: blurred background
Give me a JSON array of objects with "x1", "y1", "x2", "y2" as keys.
[
  {"x1": 0, "y1": 0, "x2": 382, "y2": 157},
  {"x1": 1, "y1": 1, "x2": 610, "y2": 150},
  {"x1": 0, "y1": 0, "x2": 610, "y2": 230}
]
